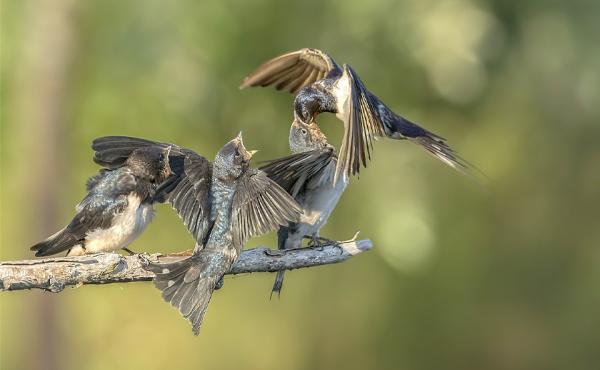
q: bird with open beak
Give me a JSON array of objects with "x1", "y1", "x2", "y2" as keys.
[
  {"x1": 241, "y1": 48, "x2": 474, "y2": 182},
  {"x1": 92, "y1": 132, "x2": 302, "y2": 334},
  {"x1": 260, "y1": 119, "x2": 346, "y2": 297}
]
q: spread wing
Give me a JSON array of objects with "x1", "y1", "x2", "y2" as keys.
[
  {"x1": 158, "y1": 149, "x2": 212, "y2": 245},
  {"x1": 336, "y1": 64, "x2": 386, "y2": 181},
  {"x1": 92, "y1": 136, "x2": 213, "y2": 245},
  {"x1": 259, "y1": 147, "x2": 336, "y2": 197},
  {"x1": 240, "y1": 48, "x2": 342, "y2": 94},
  {"x1": 230, "y1": 169, "x2": 302, "y2": 246}
]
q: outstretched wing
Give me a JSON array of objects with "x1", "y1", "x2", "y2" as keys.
[
  {"x1": 259, "y1": 147, "x2": 336, "y2": 197},
  {"x1": 92, "y1": 136, "x2": 167, "y2": 169},
  {"x1": 240, "y1": 48, "x2": 342, "y2": 94},
  {"x1": 338, "y1": 65, "x2": 475, "y2": 180},
  {"x1": 159, "y1": 149, "x2": 212, "y2": 245},
  {"x1": 92, "y1": 136, "x2": 213, "y2": 245},
  {"x1": 230, "y1": 169, "x2": 302, "y2": 246},
  {"x1": 336, "y1": 64, "x2": 386, "y2": 180}
]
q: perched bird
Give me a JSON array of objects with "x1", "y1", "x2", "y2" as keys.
[
  {"x1": 240, "y1": 48, "x2": 471, "y2": 180},
  {"x1": 260, "y1": 119, "x2": 346, "y2": 297},
  {"x1": 30, "y1": 146, "x2": 172, "y2": 257},
  {"x1": 92, "y1": 133, "x2": 302, "y2": 334}
]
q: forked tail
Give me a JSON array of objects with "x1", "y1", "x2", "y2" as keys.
[{"x1": 145, "y1": 253, "x2": 222, "y2": 335}]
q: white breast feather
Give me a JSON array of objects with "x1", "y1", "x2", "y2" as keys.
[
  {"x1": 287, "y1": 162, "x2": 348, "y2": 248},
  {"x1": 84, "y1": 194, "x2": 154, "y2": 253}
]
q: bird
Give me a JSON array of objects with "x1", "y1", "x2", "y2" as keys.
[
  {"x1": 30, "y1": 145, "x2": 172, "y2": 257},
  {"x1": 260, "y1": 119, "x2": 346, "y2": 297},
  {"x1": 92, "y1": 133, "x2": 302, "y2": 334},
  {"x1": 240, "y1": 48, "x2": 472, "y2": 181}
]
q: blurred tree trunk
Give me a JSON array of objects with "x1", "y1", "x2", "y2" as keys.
[{"x1": 14, "y1": 1, "x2": 77, "y2": 369}]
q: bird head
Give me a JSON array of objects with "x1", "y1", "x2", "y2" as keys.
[
  {"x1": 127, "y1": 146, "x2": 173, "y2": 183},
  {"x1": 213, "y1": 132, "x2": 258, "y2": 181},
  {"x1": 289, "y1": 116, "x2": 329, "y2": 154}
]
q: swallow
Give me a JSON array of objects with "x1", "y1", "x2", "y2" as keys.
[
  {"x1": 260, "y1": 119, "x2": 345, "y2": 297},
  {"x1": 92, "y1": 133, "x2": 302, "y2": 334},
  {"x1": 30, "y1": 145, "x2": 172, "y2": 257},
  {"x1": 241, "y1": 48, "x2": 471, "y2": 181}
]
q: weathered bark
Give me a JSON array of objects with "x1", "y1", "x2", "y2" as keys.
[{"x1": 0, "y1": 239, "x2": 372, "y2": 292}]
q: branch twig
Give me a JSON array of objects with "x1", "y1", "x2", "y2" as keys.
[{"x1": 0, "y1": 239, "x2": 372, "y2": 292}]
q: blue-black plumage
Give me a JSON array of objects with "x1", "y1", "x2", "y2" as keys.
[
  {"x1": 92, "y1": 133, "x2": 302, "y2": 335},
  {"x1": 260, "y1": 120, "x2": 346, "y2": 297},
  {"x1": 30, "y1": 146, "x2": 172, "y2": 257},
  {"x1": 241, "y1": 48, "x2": 473, "y2": 180}
]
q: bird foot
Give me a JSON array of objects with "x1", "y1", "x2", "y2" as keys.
[
  {"x1": 215, "y1": 277, "x2": 224, "y2": 290},
  {"x1": 122, "y1": 247, "x2": 138, "y2": 256},
  {"x1": 303, "y1": 235, "x2": 338, "y2": 250},
  {"x1": 136, "y1": 252, "x2": 153, "y2": 267},
  {"x1": 264, "y1": 249, "x2": 286, "y2": 257}
]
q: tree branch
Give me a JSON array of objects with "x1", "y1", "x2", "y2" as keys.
[{"x1": 0, "y1": 239, "x2": 372, "y2": 292}]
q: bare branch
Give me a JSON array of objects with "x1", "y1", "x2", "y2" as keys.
[{"x1": 0, "y1": 240, "x2": 372, "y2": 292}]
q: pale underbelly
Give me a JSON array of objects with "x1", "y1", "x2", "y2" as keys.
[{"x1": 69, "y1": 198, "x2": 154, "y2": 255}]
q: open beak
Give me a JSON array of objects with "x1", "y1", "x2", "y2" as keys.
[{"x1": 242, "y1": 149, "x2": 257, "y2": 163}]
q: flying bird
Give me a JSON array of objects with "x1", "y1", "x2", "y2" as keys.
[
  {"x1": 260, "y1": 120, "x2": 346, "y2": 297},
  {"x1": 240, "y1": 48, "x2": 471, "y2": 180},
  {"x1": 92, "y1": 133, "x2": 302, "y2": 334},
  {"x1": 30, "y1": 145, "x2": 172, "y2": 257}
]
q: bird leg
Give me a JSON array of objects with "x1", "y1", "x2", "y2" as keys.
[
  {"x1": 264, "y1": 249, "x2": 286, "y2": 257},
  {"x1": 122, "y1": 247, "x2": 138, "y2": 256},
  {"x1": 304, "y1": 234, "x2": 337, "y2": 250},
  {"x1": 304, "y1": 231, "x2": 361, "y2": 254},
  {"x1": 215, "y1": 276, "x2": 224, "y2": 290}
]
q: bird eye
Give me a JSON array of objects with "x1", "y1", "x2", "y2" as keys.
[
  {"x1": 301, "y1": 129, "x2": 307, "y2": 135},
  {"x1": 234, "y1": 149, "x2": 240, "y2": 158}
]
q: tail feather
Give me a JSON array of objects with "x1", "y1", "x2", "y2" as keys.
[
  {"x1": 145, "y1": 254, "x2": 219, "y2": 335},
  {"x1": 30, "y1": 229, "x2": 81, "y2": 257},
  {"x1": 271, "y1": 271, "x2": 285, "y2": 299},
  {"x1": 270, "y1": 226, "x2": 289, "y2": 299},
  {"x1": 410, "y1": 135, "x2": 469, "y2": 173},
  {"x1": 384, "y1": 113, "x2": 485, "y2": 181}
]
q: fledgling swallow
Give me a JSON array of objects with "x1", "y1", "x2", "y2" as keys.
[
  {"x1": 260, "y1": 119, "x2": 345, "y2": 297},
  {"x1": 92, "y1": 133, "x2": 301, "y2": 334},
  {"x1": 241, "y1": 48, "x2": 473, "y2": 181},
  {"x1": 30, "y1": 146, "x2": 172, "y2": 257}
]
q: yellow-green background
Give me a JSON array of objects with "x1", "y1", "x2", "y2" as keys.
[{"x1": 2, "y1": 0, "x2": 599, "y2": 369}]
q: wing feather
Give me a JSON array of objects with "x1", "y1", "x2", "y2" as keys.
[
  {"x1": 230, "y1": 169, "x2": 302, "y2": 247},
  {"x1": 335, "y1": 65, "x2": 386, "y2": 180},
  {"x1": 259, "y1": 148, "x2": 336, "y2": 197},
  {"x1": 92, "y1": 136, "x2": 213, "y2": 244},
  {"x1": 240, "y1": 48, "x2": 341, "y2": 93}
]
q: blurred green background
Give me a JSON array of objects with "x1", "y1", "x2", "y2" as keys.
[{"x1": 2, "y1": 0, "x2": 600, "y2": 369}]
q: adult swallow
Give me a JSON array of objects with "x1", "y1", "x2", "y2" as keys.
[
  {"x1": 241, "y1": 48, "x2": 471, "y2": 181},
  {"x1": 30, "y1": 145, "x2": 172, "y2": 257},
  {"x1": 92, "y1": 133, "x2": 302, "y2": 334},
  {"x1": 260, "y1": 119, "x2": 345, "y2": 297}
]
